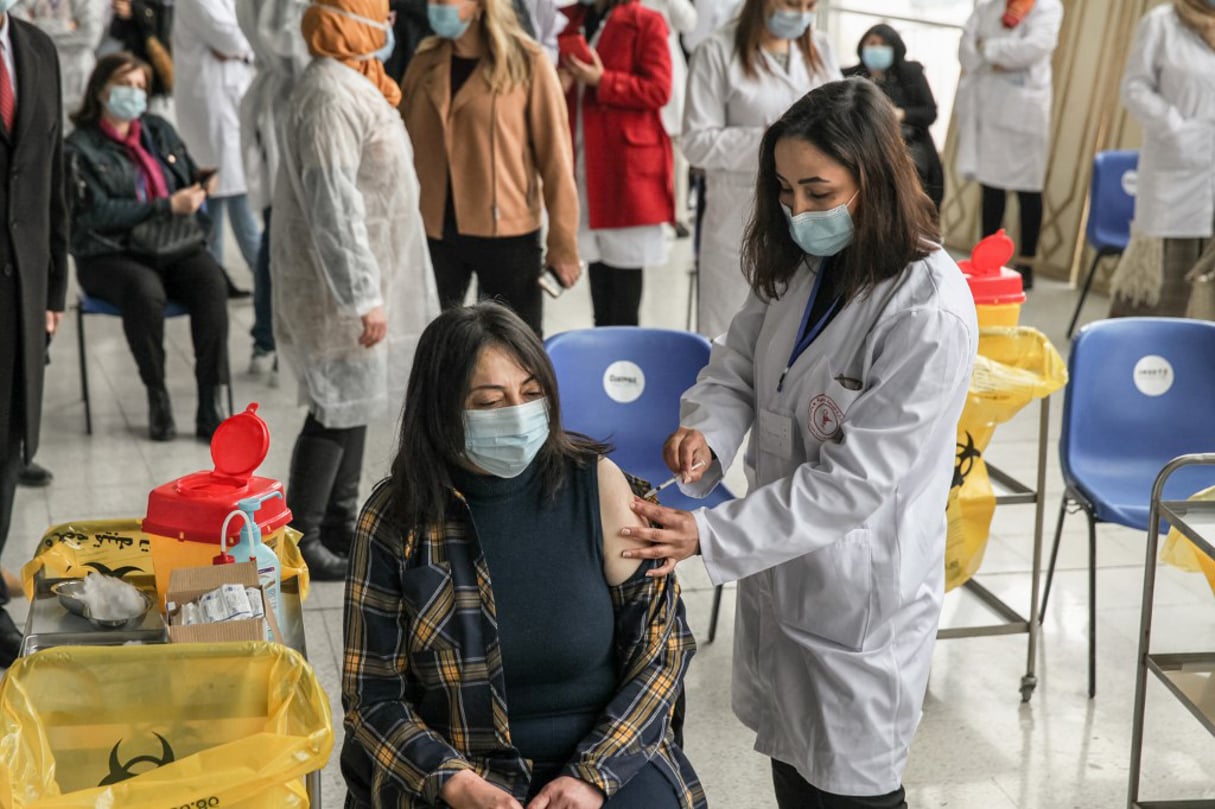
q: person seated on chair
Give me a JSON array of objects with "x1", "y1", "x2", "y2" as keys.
[
  {"x1": 66, "y1": 52, "x2": 230, "y2": 442},
  {"x1": 341, "y1": 302, "x2": 705, "y2": 809}
]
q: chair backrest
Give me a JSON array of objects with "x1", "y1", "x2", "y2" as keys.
[
  {"x1": 1085, "y1": 150, "x2": 1138, "y2": 253},
  {"x1": 1062, "y1": 318, "x2": 1215, "y2": 491},
  {"x1": 545, "y1": 328, "x2": 711, "y2": 480}
]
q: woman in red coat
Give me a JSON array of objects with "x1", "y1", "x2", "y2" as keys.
[{"x1": 560, "y1": 0, "x2": 673, "y2": 327}]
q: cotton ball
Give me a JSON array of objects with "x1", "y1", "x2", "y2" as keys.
[{"x1": 80, "y1": 572, "x2": 146, "y2": 621}]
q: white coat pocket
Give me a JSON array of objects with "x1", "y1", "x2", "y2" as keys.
[{"x1": 771, "y1": 528, "x2": 875, "y2": 652}]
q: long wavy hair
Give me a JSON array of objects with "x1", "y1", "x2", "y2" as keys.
[
  {"x1": 416, "y1": 0, "x2": 533, "y2": 92},
  {"x1": 388, "y1": 303, "x2": 608, "y2": 530},
  {"x1": 741, "y1": 79, "x2": 939, "y2": 304},
  {"x1": 734, "y1": 0, "x2": 824, "y2": 80}
]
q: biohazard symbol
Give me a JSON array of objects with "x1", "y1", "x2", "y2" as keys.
[
  {"x1": 84, "y1": 561, "x2": 142, "y2": 579},
  {"x1": 953, "y1": 432, "x2": 981, "y2": 489},
  {"x1": 98, "y1": 733, "x2": 176, "y2": 785}
]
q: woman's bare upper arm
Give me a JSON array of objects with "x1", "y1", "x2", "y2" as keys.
[{"x1": 598, "y1": 457, "x2": 649, "y2": 586}]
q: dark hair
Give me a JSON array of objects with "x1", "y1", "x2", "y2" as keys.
[
  {"x1": 388, "y1": 303, "x2": 608, "y2": 530},
  {"x1": 741, "y1": 78, "x2": 938, "y2": 303},
  {"x1": 855, "y1": 23, "x2": 907, "y2": 75},
  {"x1": 71, "y1": 53, "x2": 153, "y2": 130},
  {"x1": 734, "y1": 0, "x2": 823, "y2": 80}
]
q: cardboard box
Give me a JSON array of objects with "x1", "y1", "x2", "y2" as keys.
[{"x1": 165, "y1": 562, "x2": 283, "y2": 644}]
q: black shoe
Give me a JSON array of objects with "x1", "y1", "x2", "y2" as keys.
[
  {"x1": 147, "y1": 387, "x2": 176, "y2": 442},
  {"x1": 1015, "y1": 263, "x2": 1034, "y2": 291},
  {"x1": 0, "y1": 608, "x2": 23, "y2": 668},
  {"x1": 673, "y1": 222, "x2": 691, "y2": 239},
  {"x1": 18, "y1": 462, "x2": 52, "y2": 488},
  {"x1": 196, "y1": 385, "x2": 225, "y2": 441},
  {"x1": 299, "y1": 539, "x2": 349, "y2": 581}
]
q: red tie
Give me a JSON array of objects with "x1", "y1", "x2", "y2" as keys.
[{"x1": 0, "y1": 49, "x2": 14, "y2": 133}]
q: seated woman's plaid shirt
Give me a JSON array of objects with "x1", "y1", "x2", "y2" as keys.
[{"x1": 341, "y1": 478, "x2": 707, "y2": 808}]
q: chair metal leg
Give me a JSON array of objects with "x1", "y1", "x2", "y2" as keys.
[
  {"x1": 1087, "y1": 508, "x2": 1098, "y2": 699},
  {"x1": 1039, "y1": 494, "x2": 1070, "y2": 620},
  {"x1": 77, "y1": 305, "x2": 92, "y2": 435},
  {"x1": 707, "y1": 584, "x2": 724, "y2": 643},
  {"x1": 1066, "y1": 250, "x2": 1108, "y2": 340}
]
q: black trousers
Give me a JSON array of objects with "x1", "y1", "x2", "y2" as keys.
[
  {"x1": 772, "y1": 760, "x2": 908, "y2": 809},
  {"x1": 589, "y1": 262, "x2": 643, "y2": 326},
  {"x1": 980, "y1": 185, "x2": 1043, "y2": 259},
  {"x1": 76, "y1": 248, "x2": 229, "y2": 390},
  {"x1": 429, "y1": 231, "x2": 543, "y2": 335}
]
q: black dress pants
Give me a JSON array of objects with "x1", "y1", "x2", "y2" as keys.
[
  {"x1": 772, "y1": 760, "x2": 908, "y2": 809},
  {"x1": 428, "y1": 230, "x2": 544, "y2": 335},
  {"x1": 76, "y1": 248, "x2": 229, "y2": 390},
  {"x1": 588, "y1": 262, "x2": 643, "y2": 326},
  {"x1": 980, "y1": 184, "x2": 1043, "y2": 258}
]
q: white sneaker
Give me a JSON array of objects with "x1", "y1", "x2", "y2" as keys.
[{"x1": 249, "y1": 348, "x2": 275, "y2": 375}]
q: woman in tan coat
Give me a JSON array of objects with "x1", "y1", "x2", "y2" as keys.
[{"x1": 401, "y1": 0, "x2": 580, "y2": 335}]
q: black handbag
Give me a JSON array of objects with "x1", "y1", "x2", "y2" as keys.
[{"x1": 128, "y1": 212, "x2": 206, "y2": 262}]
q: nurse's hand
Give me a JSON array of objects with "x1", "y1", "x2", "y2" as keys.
[
  {"x1": 622, "y1": 498, "x2": 700, "y2": 577},
  {"x1": 663, "y1": 427, "x2": 711, "y2": 484},
  {"x1": 525, "y1": 776, "x2": 604, "y2": 809}
]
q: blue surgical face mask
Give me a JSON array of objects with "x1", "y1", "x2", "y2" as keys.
[
  {"x1": 0, "y1": 0, "x2": 20, "y2": 13},
  {"x1": 428, "y1": 3, "x2": 471, "y2": 39},
  {"x1": 766, "y1": 9, "x2": 815, "y2": 41},
  {"x1": 367, "y1": 25, "x2": 396, "y2": 62},
  {"x1": 782, "y1": 192, "x2": 858, "y2": 257},
  {"x1": 105, "y1": 85, "x2": 148, "y2": 122},
  {"x1": 861, "y1": 44, "x2": 893, "y2": 72},
  {"x1": 463, "y1": 398, "x2": 550, "y2": 479}
]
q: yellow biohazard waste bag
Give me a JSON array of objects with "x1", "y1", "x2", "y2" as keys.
[
  {"x1": 21, "y1": 522, "x2": 310, "y2": 602},
  {"x1": 1161, "y1": 486, "x2": 1215, "y2": 597},
  {"x1": 0, "y1": 642, "x2": 332, "y2": 808},
  {"x1": 946, "y1": 327, "x2": 1067, "y2": 591}
]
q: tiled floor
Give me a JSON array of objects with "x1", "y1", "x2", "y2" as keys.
[{"x1": 5, "y1": 233, "x2": 1214, "y2": 807}]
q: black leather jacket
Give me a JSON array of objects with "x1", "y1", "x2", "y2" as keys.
[{"x1": 65, "y1": 115, "x2": 204, "y2": 259}]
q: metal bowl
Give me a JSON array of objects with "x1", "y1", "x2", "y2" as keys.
[
  {"x1": 50, "y1": 580, "x2": 89, "y2": 617},
  {"x1": 83, "y1": 590, "x2": 154, "y2": 630}
]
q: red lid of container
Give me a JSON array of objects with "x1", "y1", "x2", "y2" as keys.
[
  {"x1": 142, "y1": 403, "x2": 292, "y2": 544},
  {"x1": 959, "y1": 229, "x2": 1026, "y2": 305}
]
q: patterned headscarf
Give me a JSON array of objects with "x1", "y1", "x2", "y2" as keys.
[
  {"x1": 1001, "y1": 0, "x2": 1036, "y2": 28},
  {"x1": 302, "y1": 0, "x2": 402, "y2": 106}
]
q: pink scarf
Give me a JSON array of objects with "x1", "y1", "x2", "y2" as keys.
[{"x1": 100, "y1": 118, "x2": 169, "y2": 200}]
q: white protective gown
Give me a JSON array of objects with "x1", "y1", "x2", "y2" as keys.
[
  {"x1": 679, "y1": 250, "x2": 978, "y2": 795},
  {"x1": 17, "y1": 0, "x2": 105, "y2": 117},
  {"x1": 236, "y1": 0, "x2": 311, "y2": 212},
  {"x1": 682, "y1": 26, "x2": 840, "y2": 340},
  {"x1": 955, "y1": 0, "x2": 1063, "y2": 193},
  {"x1": 272, "y1": 58, "x2": 440, "y2": 429},
  {"x1": 1120, "y1": 4, "x2": 1215, "y2": 240},
  {"x1": 172, "y1": 0, "x2": 254, "y2": 198}
]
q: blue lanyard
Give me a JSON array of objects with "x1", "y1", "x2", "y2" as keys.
[{"x1": 778, "y1": 259, "x2": 840, "y2": 393}]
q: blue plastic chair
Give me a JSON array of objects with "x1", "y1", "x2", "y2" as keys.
[
  {"x1": 545, "y1": 327, "x2": 735, "y2": 641},
  {"x1": 1041, "y1": 318, "x2": 1215, "y2": 697},
  {"x1": 77, "y1": 291, "x2": 233, "y2": 434},
  {"x1": 1066, "y1": 150, "x2": 1139, "y2": 339}
]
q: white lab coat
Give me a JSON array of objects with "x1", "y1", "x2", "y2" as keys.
[
  {"x1": 17, "y1": 0, "x2": 105, "y2": 117},
  {"x1": 1120, "y1": 4, "x2": 1215, "y2": 240},
  {"x1": 172, "y1": 0, "x2": 254, "y2": 198},
  {"x1": 272, "y1": 59, "x2": 440, "y2": 429},
  {"x1": 955, "y1": 0, "x2": 1062, "y2": 192},
  {"x1": 679, "y1": 249, "x2": 978, "y2": 795},
  {"x1": 236, "y1": 0, "x2": 310, "y2": 213},
  {"x1": 682, "y1": 25, "x2": 840, "y2": 339},
  {"x1": 683, "y1": 0, "x2": 740, "y2": 54},
  {"x1": 642, "y1": 0, "x2": 697, "y2": 136}
]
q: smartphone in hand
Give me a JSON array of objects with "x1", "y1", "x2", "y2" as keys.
[
  {"x1": 538, "y1": 267, "x2": 567, "y2": 299},
  {"x1": 195, "y1": 167, "x2": 218, "y2": 187}
]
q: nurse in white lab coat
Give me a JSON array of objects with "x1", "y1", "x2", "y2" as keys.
[
  {"x1": 955, "y1": 0, "x2": 1062, "y2": 289},
  {"x1": 173, "y1": 0, "x2": 263, "y2": 275},
  {"x1": 683, "y1": 0, "x2": 840, "y2": 340},
  {"x1": 1109, "y1": 1, "x2": 1215, "y2": 318},
  {"x1": 627, "y1": 80, "x2": 978, "y2": 808}
]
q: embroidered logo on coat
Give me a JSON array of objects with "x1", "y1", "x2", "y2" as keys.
[{"x1": 808, "y1": 394, "x2": 844, "y2": 441}]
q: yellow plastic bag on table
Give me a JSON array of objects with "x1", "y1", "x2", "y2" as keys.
[
  {"x1": 946, "y1": 327, "x2": 1067, "y2": 591},
  {"x1": 0, "y1": 642, "x2": 332, "y2": 808},
  {"x1": 1161, "y1": 485, "x2": 1215, "y2": 597},
  {"x1": 21, "y1": 522, "x2": 310, "y2": 602}
]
